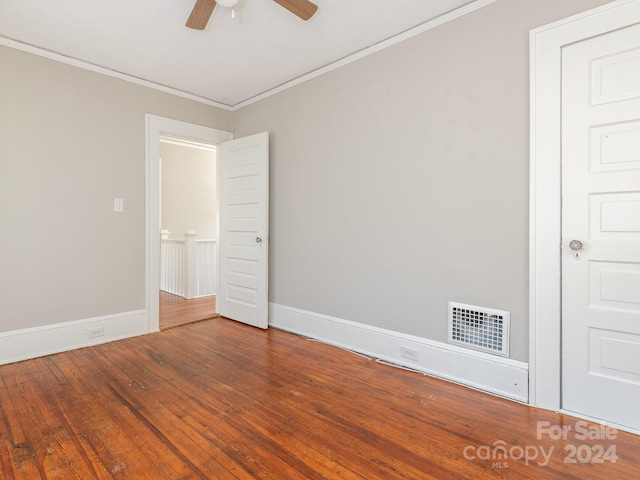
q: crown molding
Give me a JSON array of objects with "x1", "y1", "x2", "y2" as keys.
[
  {"x1": 231, "y1": 0, "x2": 497, "y2": 110},
  {"x1": 0, "y1": 36, "x2": 233, "y2": 111},
  {"x1": 1, "y1": 0, "x2": 496, "y2": 111}
]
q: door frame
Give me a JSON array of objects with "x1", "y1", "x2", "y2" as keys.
[
  {"x1": 529, "y1": 0, "x2": 640, "y2": 411},
  {"x1": 145, "y1": 115, "x2": 233, "y2": 332}
]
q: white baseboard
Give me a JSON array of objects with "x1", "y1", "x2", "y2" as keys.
[
  {"x1": 270, "y1": 303, "x2": 529, "y2": 403},
  {"x1": 0, "y1": 310, "x2": 149, "y2": 365}
]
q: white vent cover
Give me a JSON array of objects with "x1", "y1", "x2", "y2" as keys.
[{"x1": 447, "y1": 302, "x2": 510, "y2": 357}]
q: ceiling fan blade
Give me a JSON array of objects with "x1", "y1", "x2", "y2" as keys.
[
  {"x1": 186, "y1": 0, "x2": 217, "y2": 30},
  {"x1": 272, "y1": 0, "x2": 318, "y2": 21}
]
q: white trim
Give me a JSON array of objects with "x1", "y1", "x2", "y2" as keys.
[
  {"x1": 145, "y1": 115, "x2": 232, "y2": 333},
  {"x1": 233, "y1": 0, "x2": 497, "y2": 110},
  {"x1": 270, "y1": 303, "x2": 528, "y2": 402},
  {"x1": 0, "y1": 310, "x2": 147, "y2": 365},
  {"x1": 0, "y1": 0, "x2": 495, "y2": 111},
  {"x1": 0, "y1": 36, "x2": 233, "y2": 111},
  {"x1": 529, "y1": 0, "x2": 640, "y2": 410},
  {"x1": 159, "y1": 136, "x2": 217, "y2": 152}
]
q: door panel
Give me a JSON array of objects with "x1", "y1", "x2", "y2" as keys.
[
  {"x1": 561, "y1": 23, "x2": 640, "y2": 431},
  {"x1": 590, "y1": 48, "x2": 640, "y2": 105},
  {"x1": 589, "y1": 261, "x2": 640, "y2": 311},
  {"x1": 590, "y1": 328, "x2": 640, "y2": 383},
  {"x1": 217, "y1": 132, "x2": 269, "y2": 329}
]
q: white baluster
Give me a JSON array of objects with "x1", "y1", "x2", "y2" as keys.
[{"x1": 183, "y1": 231, "x2": 198, "y2": 299}]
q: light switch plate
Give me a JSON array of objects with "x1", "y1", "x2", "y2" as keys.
[{"x1": 114, "y1": 198, "x2": 124, "y2": 212}]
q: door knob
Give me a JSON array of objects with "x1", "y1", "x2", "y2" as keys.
[
  {"x1": 256, "y1": 237, "x2": 263, "y2": 244},
  {"x1": 569, "y1": 240, "x2": 583, "y2": 251}
]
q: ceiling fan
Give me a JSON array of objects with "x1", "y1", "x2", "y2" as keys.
[{"x1": 186, "y1": 0, "x2": 318, "y2": 30}]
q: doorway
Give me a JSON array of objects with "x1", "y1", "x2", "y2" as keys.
[
  {"x1": 159, "y1": 137, "x2": 218, "y2": 330},
  {"x1": 530, "y1": 0, "x2": 640, "y2": 434},
  {"x1": 145, "y1": 115, "x2": 233, "y2": 333}
]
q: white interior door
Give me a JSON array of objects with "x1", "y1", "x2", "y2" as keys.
[
  {"x1": 561, "y1": 23, "x2": 640, "y2": 430},
  {"x1": 217, "y1": 132, "x2": 269, "y2": 329}
]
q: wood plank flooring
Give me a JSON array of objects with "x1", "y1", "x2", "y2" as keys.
[
  {"x1": 0, "y1": 318, "x2": 638, "y2": 479},
  {"x1": 159, "y1": 291, "x2": 217, "y2": 330}
]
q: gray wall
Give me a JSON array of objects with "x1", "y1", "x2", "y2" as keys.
[
  {"x1": 0, "y1": 46, "x2": 231, "y2": 332},
  {"x1": 232, "y1": 0, "x2": 613, "y2": 361},
  {"x1": 160, "y1": 142, "x2": 217, "y2": 240}
]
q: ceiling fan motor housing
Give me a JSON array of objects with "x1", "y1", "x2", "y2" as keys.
[{"x1": 216, "y1": 0, "x2": 239, "y2": 7}]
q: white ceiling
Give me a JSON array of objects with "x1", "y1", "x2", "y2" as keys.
[{"x1": 0, "y1": 0, "x2": 482, "y2": 109}]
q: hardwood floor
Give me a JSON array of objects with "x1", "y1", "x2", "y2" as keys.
[
  {"x1": 0, "y1": 318, "x2": 638, "y2": 479},
  {"x1": 159, "y1": 291, "x2": 217, "y2": 330}
]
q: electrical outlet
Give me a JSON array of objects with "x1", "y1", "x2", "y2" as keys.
[
  {"x1": 401, "y1": 346, "x2": 419, "y2": 362},
  {"x1": 87, "y1": 327, "x2": 104, "y2": 339}
]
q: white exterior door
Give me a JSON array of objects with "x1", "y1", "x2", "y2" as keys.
[
  {"x1": 217, "y1": 132, "x2": 269, "y2": 329},
  {"x1": 561, "y1": 24, "x2": 640, "y2": 431}
]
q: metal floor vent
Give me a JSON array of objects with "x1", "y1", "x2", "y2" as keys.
[{"x1": 447, "y1": 302, "x2": 510, "y2": 357}]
